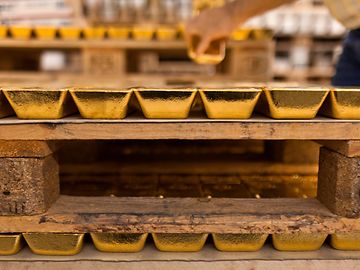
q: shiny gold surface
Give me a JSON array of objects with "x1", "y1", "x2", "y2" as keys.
[
  {"x1": 0, "y1": 25, "x2": 7, "y2": 38},
  {"x1": 83, "y1": 27, "x2": 106, "y2": 39},
  {"x1": 11, "y1": 26, "x2": 32, "y2": 40},
  {"x1": 135, "y1": 88, "x2": 197, "y2": 118},
  {"x1": 231, "y1": 28, "x2": 251, "y2": 41},
  {"x1": 156, "y1": 26, "x2": 178, "y2": 40},
  {"x1": 272, "y1": 233, "x2": 327, "y2": 251},
  {"x1": 108, "y1": 27, "x2": 130, "y2": 39},
  {"x1": 0, "y1": 91, "x2": 13, "y2": 118},
  {"x1": 331, "y1": 233, "x2": 360, "y2": 250},
  {"x1": 91, "y1": 233, "x2": 148, "y2": 252},
  {"x1": 23, "y1": 233, "x2": 84, "y2": 256},
  {"x1": 322, "y1": 88, "x2": 360, "y2": 119},
  {"x1": 132, "y1": 26, "x2": 154, "y2": 40},
  {"x1": 35, "y1": 26, "x2": 57, "y2": 39},
  {"x1": 153, "y1": 233, "x2": 208, "y2": 252},
  {"x1": 260, "y1": 87, "x2": 329, "y2": 119},
  {"x1": 188, "y1": 36, "x2": 225, "y2": 65},
  {"x1": 213, "y1": 233, "x2": 268, "y2": 252},
  {"x1": 199, "y1": 87, "x2": 261, "y2": 119},
  {"x1": 4, "y1": 87, "x2": 75, "y2": 119},
  {"x1": 0, "y1": 234, "x2": 23, "y2": 255},
  {"x1": 70, "y1": 88, "x2": 132, "y2": 119},
  {"x1": 59, "y1": 27, "x2": 81, "y2": 40}
]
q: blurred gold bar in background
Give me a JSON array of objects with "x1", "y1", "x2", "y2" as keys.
[
  {"x1": 199, "y1": 87, "x2": 261, "y2": 119},
  {"x1": 213, "y1": 233, "x2": 268, "y2": 252},
  {"x1": 132, "y1": 26, "x2": 154, "y2": 40},
  {"x1": 10, "y1": 26, "x2": 32, "y2": 40},
  {"x1": 322, "y1": 88, "x2": 360, "y2": 119},
  {"x1": 135, "y1": 88, "x2": 197, "y2": 118},
  {"x1": 188, "y1": 35, "x2": 225, "y2": 65},
  {"x1": 156, "y1": 26, "x2": 178, "y2": 41},
  {"x1": 251, "y1": 29, "x2": 273, "y2": 40},
  {"x1": 330, "y1": 233, "x2": 360, "y2": 250},
  {"x1": 231, "y1": 28, "x2": 251, "y2": 41},
  {"x1": 107, "y1": 27, "x2": 130, "y2": 39},
  {"x1": 35, "y1": 26, "x2": 57, "y2": 40},
  {"x1": 83, "y1": 27, "x2": 106, "y2": 39},
  {"x1": 0, "y1": 234, "x2": 23, "y2": 255},
  {"x1": 59, "y1": 27, "x2": 81, "y2": 40},
  {"x1": 70, "y1": 88, "x2": 132, "y2": 119},
  {"x1": 0, "y1": 25, "x2": 7, "y2": 39},
  {"x1": 272, "y1": 233, "x2": 327, "y2": 251},
  {"x1": 153, "y1": 233, "x2": 208, "y2": 252},
  {"x1": 4, "y1": 87, "x2": 76, "y2": 119},
  {"x1": 91, "y1": 233, "x2": 148, "y2": 252},
  {"x1": 23, "y1": 233, "x2": 84, "y2": 256}
]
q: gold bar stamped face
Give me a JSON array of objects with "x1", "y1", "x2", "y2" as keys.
[
  {"x1": 23, "y1": 233, "x2": 84, "y2": 256},
  {"x1": 91, "y1": 233, "x2": 148, "y2": 252},
  {"x1": 272, "y1": 233, "x2": 327, "y2": 251},
  {"x1": 199, "y1": 87, "x2": 261, "y2": 119},
  {"x1": 331, "y1": 233, "x2": 360, "y2": 250},
  {"x1": 0, "y1": 234, "x2": 23, "y2": 255},
  {"x1": 213, "y1": 233, "x2": 268, "y2": 252},
  {"x1": 322, "y1": 88, "x2": 360, "y2": 119},
  {"x1": 153, "y1": 233, "x2": 208, "y2": 252},
  {"x1": 70, "y1": 88, "x2": 132, "y2": 119},
  {"x1": 135, "y1": 88, "x2": 197, "y2": 118}
]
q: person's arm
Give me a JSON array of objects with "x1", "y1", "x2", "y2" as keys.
[{"x1": 186, "y1": 0, "x2": 295, "y2": 55}]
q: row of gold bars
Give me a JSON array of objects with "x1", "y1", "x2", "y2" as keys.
[
  {"x1": 0, "y1": 25, "x2": 271, "y2": 41},
  {"x1": 1, "y1": 232, "x2": 360, "y2": 255},
  {"x1": 0, "y1": 87, "x2": 359, "y2": 119}
]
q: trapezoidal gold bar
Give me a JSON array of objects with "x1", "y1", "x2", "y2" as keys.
[
  {"x1": 23, "y1": 233, "x2": 84, "y2": 256},
  {"x1": 59, "y1": 27, "x2": 81, "y2": 40},
  {"x1": 0, "y1": 234, "x2": 23, "y2": 255},
  {"x1": 70, "y1": 88, "x2": 132, "y2": 119},
  {"x1": 213, "y1": 233, "x2": 268, "y2": 252},
  {"x1": 132, "y1": 26, "x2": 154, "y2": 40},
  {"x1": 322, "y1": 88, "x2": 360, "y2": 119},
  {"x1": 331, "y1": 233, "x2": 360, "y2": 250},
  {"x1": 259, "y1": 87, "x2": 329, "y2": 119},
  {"x1": 3, "y1": 87, "x2": 76, "y2": 119},
  {"x1": 231, "y1": 28, "x2": 251, "y2": 41},
  {"x1": 35, "y1": 26, "x2": 57, "y2": 40},
  {"x1": 135, "y1": 88, "x2": 197, "y2": 119},
  {"x1": 0, "y1": 25, "x2": 7, "y2": 39},
  {"x1": 152, "y1": 233, "x2": 208, "y2": 252},
  {"x1": 108, "y1": 27, "x2": 130, "y2": 39},
  {"x1": 83, "y1": 27, "x2": 106, "y2": 39},
  {"x1": 272, "y1": 233, "x2": 327, "y2": 251},
  {"x1": 91, "y1": 233, "x2": 148, "y2": 252},
  {"x1": 0, "y1": 90, "x2": 13, "y2": 118},
  {"x1": 188, "y1": 35, "x2": 225, "y2": 65},
  {"x1": 199, "y1": 87, "x2": 261, "y2": 119},
  {"x1": 156, "y1": 26, "x2": 178, "y2": 40},
  {"x1": 10, "y1": 26, "x2": 32, "y2": 40}
]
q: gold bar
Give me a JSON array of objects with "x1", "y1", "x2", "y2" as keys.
[
  {"x1": 3, "y1": 87, "x2": 76, "y2": 119},
  {"x1": 0, "y1": 234, "x2": 23, "y2": 255},
  {"x1": 10, "y1": 26, "x2": 32, "y2": 40},
  {"x1": 108, "y1": 27, "x2": 130, "y2": 39},
  {"x1": 23, "y1": 233, "x2": 84, "y2": 256},
  {"x1": 0, "y1": 25, "x2": 7, "y2": 39},
  {"x1": 153, "y1": 233, "x2": 208, "y2": 252},
  {"x1": 135, "y1": 88, "x2": 197, "y2": 119},
  {"x1": 156, "y1": 26, "x2": 178, "y2": 41},
  {"x1": 188, "y1": 35, "x2": 225, "y2": 65},
  {"x1": 83, "y1": 27, "x2": 106, "y2": 39},
  {"x1": 272, "y1": 233, "x2": 327, "y2": 251},
  {"x1": 322, "y1": 88, "x2": 360, "y2": 119},
  {"x1": 0, "y1": 90, "x2": 13, "y2": 118},
  {"x1": 251, "y1": 29, "x2": 273, "y2": 40},
  {"x1": 199, "y1": 87, "x2": 261, "y2": 119},
  {"x1": 70, "y1": 88, "x2": 132, "y2": 119},
  {"x1": 91, "y1": 233, "x2": 148, "y2": 252},
  {"x1": 331, "y1": 233, "x2": 360, "y2": 250},
  {"x1": 132, "y1": 26, "x2": 154, "y2": 40},
  {"x1": 59, "y1": 27, "x2": 81, "y2": 40},
  {"x1": 231, "y1": 28, "x2": 251, "y2": 41},
  {"x1": 35, "y1": 26, "x2": 57, "y2": 40},
  {"x1": 260, "y1": 87, "x2": 329, "y2": 119},
  {"x1": 213, "y1": 233, "x2": 268, "y2": 252}
]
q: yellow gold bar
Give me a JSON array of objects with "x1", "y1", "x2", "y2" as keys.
[
  {"x1": 35, "y1": 26, "x2": 57, "y2": 40},
  {"x1": 322, "y1": 88, "x2": 360, "y2": 119},
  {"x1": 0, "y1": 25, "x2": 7, "y2": 39},
  {"x1": 0, "y1": 234, "x2": 23, "y2": 255},
  {"x1": 188, "y1": 35, "x2": 225, "y2": 65},
  {"x1": 10, "y1": 26, "x2": 32, "y2": 40},
  {"x1": 132, "y1": 26, "x2": 154, "y2": 40},
  {"x1": 153, "y1": 233, "x2": 208, "y2": 252},
  {"x1": 59, "y1": 27, "x2": 81, "y2": 40},
  {"x1": 213, "y1": 233, "x2": 268, "y2": 252},
  {"x1": 135, "y1": 88, "x2": 197, "y2": 119},
  {"x1": 331, "y1": 233, "x2": 360, "y2": 250},
  {"x1": 23, "y1": 233, "x2": 84, "y2": 256},
  {"x1": 91, "y1": 233, "x2": 148, "y2": 252},
  {"x1": 156, "y1": 26, "x2": 178, "y2": 41},
  {"x1": 3, "y1": 87, "x2": 76, "y2": 119},
  {"x1": 231, "y1": 28, "x2": 251, "y2": 41},
  {"x1": 70, "y1": 87, "x2": 132, "y2": 119},
  {"x1": 272, "y1": 233, "x2": 327, "y2": 251},
  {"x1": 251, "y1": 29, "x2": 273, "y2": 40},
  {"x1": 0, "y1": 91, "x2": 13, "y2": 118},
  {"x1": 83, "y1": 27, "x2": 106, "y2": 39},
  {"x1": 199, "y1": 87, "x2": 261, "y2": 119},
  {"x1": 260, "y1": 87, "x2": 329, "y2": 119},
  {"x1": 108, "y1": 27, "x2": 130, "y2": 39}
]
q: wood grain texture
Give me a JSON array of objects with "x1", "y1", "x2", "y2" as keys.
[
  {"x1": 0, "y1": 196, "x2": 359, "y2": 234},
  {"x1": 317, "y1": 140, "x2": 360, "y2": 157},
  {"x1": 0, "y1": 141, "x2": 56, "y2": 157}
]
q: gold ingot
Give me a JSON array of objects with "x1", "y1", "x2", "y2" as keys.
[
  {"x1": 83, "y1": 27, "x2": 106, "y2": 39},
  {"x1": 4, "y1": 87, "x2": 75, "y2": 119},
  {"x1": 156, "y1": 26, "x2": 178, "y2": 40},
  {"x1": 0, "y1": 25, "x2": 7, "y2": 39},
  {"x1": 199, "y1": 87, "x2": 261, "y2": 119},
  {"x1": 272, "y1": 233, "x2": 327, "y2": 251},
  {"x1": 70, "y1": 88, "x2": 132, "y2": 119},
  {"x1": 153, "y1": 233, "x2": 208, "y2": 252},
  {"x1": 59, "y1": 27, "x2": 81, "y2": 40},
  {"x1": 260, "y1": 87, "x2": 329, "y2": 119},
  {"x1": 0, "y1": 234, "x2": 23, "y2": 255},
  {"x1": 23, "y1": 233, "x2": 84, "y2": 256},
  {"x1": 231, "y1": 28, "x2": 251, "y2": 41},
  {"x1": 188, "y1": 35, "x2": 225, "y2": 65},
  {"x1": 11, "y1": 26, "x2": 32, "y2": 40},
  {"x1": 0, "y1": 91, "x2": 13, "y2": 118},
  {"x1": 35, "y1": 26, "x2": 57, "y2": 39},
  {"x1": 108, "y1": 27, "x2": 130, "y2": 39},
  {"x1": 322, "y1": 88, "x2": 360, "y2": 119},
  {"x1": 251, "y1": 28, "x2": 273, "y2": 40},
  {"x1": 132, "y1": 26, "x2": 154, "y2": 40},
  {"x1": 91, "y1": 233, "x2": 148, "y2": 252},
  {"x1": 331, "y1": 233, "x2": 360, "y2": 250},
  {"x1": 135, "y1": 88, "x2": 197, "y2": 119},
  {"x1": 213, "y1": 233, "x2": 268, "y2": 252}
]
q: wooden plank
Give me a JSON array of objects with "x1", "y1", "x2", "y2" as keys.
[
  {"x1": 317, "y1": 140, "x2": 360, "y2": 157},
  {"x1": 0, "y1": 196, "x2": 359, "y2": 233},
  {"x1": 0, "y1": 141, "x2": 56, "y2": 157}
]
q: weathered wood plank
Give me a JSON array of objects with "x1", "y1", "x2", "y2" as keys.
[{"x1": 317, "y1": 140, "x2": 360, "y2": 157}]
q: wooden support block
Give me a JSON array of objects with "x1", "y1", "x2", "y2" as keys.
[
  {"x1": 82, "y1": 48, "x2": 126, "y2": 75},
  {"x1": 317, "y1": 147, "x2": 360, "y2": 218},
  {"x1": 0, "y1": 140, "x2": 57, "y2": 158},
  {"x1": 317, "y1": 140, "x2": 360, "y2": 157}
]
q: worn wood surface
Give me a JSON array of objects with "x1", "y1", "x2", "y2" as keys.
[
  {"x1": 317, "y1": 140, "x2": 360, "y2": 157},
  {"x1": 0, "y1": 141, "x2": 56, "y2": 157},
  {"x1": 0, "y1": 196, "x2": 359, "y2": 233}
]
